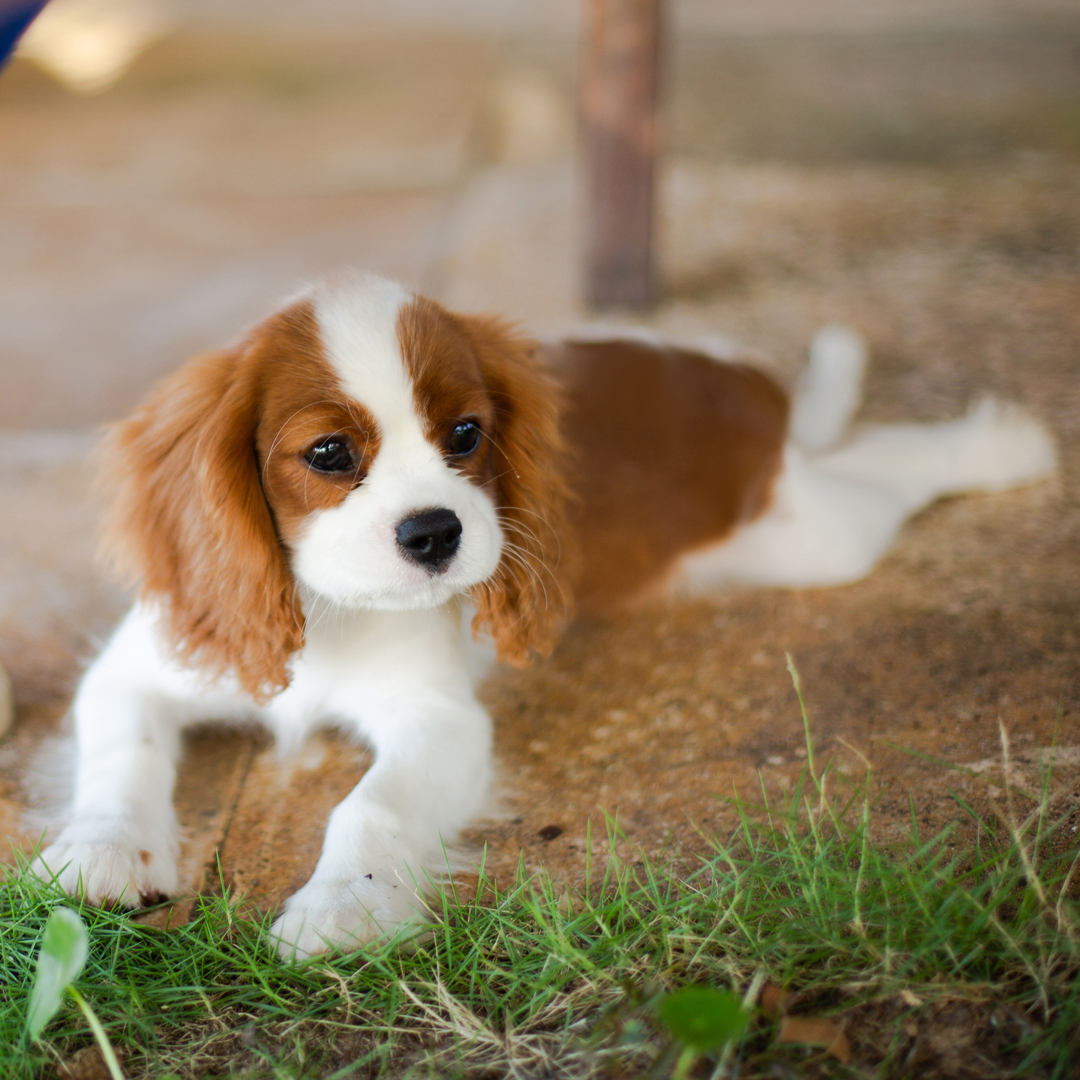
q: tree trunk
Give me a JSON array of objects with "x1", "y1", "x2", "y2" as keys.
[{"x1": 580, "y1": 0, "x2": 662, "y2": 309}]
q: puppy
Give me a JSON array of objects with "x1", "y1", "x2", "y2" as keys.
[{"x1": 31, "y1": 274, "x2": 1055, "y2": 958}]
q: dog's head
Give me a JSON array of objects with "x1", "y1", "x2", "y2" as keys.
[{"x1": 99, "y1": 275, "x2": 572, "y2": 700}]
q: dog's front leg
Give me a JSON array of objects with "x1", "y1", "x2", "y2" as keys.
[
  {"x1": 270, "y1": 694, "x2": 492, "y2": 960},
  {"x1": 32, "y1": 611, "x2": 185, "y2": 907}
]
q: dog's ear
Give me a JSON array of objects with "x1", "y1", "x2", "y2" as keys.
[
  {"x1": 456, "y1": 315, "x2": 576, "y2": 665},
  {"x1": 97, "y1": 323, "x2": 304, "y2": 701}
]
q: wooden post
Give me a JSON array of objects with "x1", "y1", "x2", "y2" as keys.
[{"x1": 580, "y1": 0, "x2": 662, "y2": 310}]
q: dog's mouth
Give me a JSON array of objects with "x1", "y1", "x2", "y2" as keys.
[{"x1": 300, "y1": 562, "x2": 484, "y2": 615}]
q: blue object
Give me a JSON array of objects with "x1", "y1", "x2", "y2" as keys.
[{"x1": 0, "y1": 0, "x2": 49, "y2": 71}]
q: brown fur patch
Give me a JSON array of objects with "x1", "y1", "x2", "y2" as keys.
[
  {"x1": 97, "y1": 300, "x2": 370, "y2": 701},
  {"x1": 395, "y1": 302, "x2": 575, "y2": 665},
  {"x1": 545, "y1": 338, "x2": 789, "y2": 614},
  {"x1": 256, "y1": 312, "x2": 380, "y2": 545},
  {"x1": 396, "y1": 296, "x2": 497, "y2": 488},
  {"x1": 461, "y1": 316, "x2": 576, "y2": 665},
  {"x1": 98, "y1": 290, "x2": 784, "y2": 693}
]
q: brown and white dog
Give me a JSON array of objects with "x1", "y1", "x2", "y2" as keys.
[{"x1": 32, "y1": 273, "x2": 1055, "y2": 958}]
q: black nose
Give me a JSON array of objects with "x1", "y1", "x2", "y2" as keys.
[{"x1": 395, "y1": 508, "x2": 463, "y2": 572}]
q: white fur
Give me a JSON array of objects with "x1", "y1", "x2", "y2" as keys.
[
  {"x1": 35, "y1": 599, "x2": 492, "y2": 959},
  {"x1": 676, "y1": 353, "x2": 1056, "y2": 591},
  {"x1": 293, "y1": 277, "x2": 503, "y2": 611},
  {"x1": 33, "y1": 275, "x2": 501, "y2": 960},
  {"x1": 31, "y1": 290, "x2": 1057, "y2": 960},
  {"x1": 789, "y1": 324, "x2": 867, "y2": 453}
]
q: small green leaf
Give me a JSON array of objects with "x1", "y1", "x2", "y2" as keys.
[
  {"x1": 657, "y1": 985, "x2": 748, "y2": 1053},
  {"x1": 25, "y1": 907, "x2": 90, "y2": 1041}
]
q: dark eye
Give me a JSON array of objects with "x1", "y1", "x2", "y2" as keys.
[
  {"x1": 304, "y1": 438, "x2": 355, "y2": 473},
  {"x1": 447, "y1": 421, "x2": 481, "y2": 457}
]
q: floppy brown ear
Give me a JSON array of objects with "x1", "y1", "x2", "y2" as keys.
[
  {"x1": 457, "y1": 315, "x2": 576, "y2": 665},
  {"x1": 97, "y1": 330, "x2": 304, "y2": 701}
]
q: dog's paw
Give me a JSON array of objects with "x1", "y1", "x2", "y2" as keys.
[
  {"x1": 270, "y1": 874, "x2": 426, "y2": 961},
  {"x1": 30, "y1": 819, "x2": 179, "y2": 908}
]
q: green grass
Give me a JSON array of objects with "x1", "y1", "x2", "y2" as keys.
[
  {"x1": 3, "y1": 794, "x2": 1077, "y2": 1078},
  {"x1": 2, "y1": 683, "x2": 1078, "y2": 1079}
]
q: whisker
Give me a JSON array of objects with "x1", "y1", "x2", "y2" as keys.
[
  {"x1": 479, "y1": 430, "x2": 521, "y2": 482},
  {"x1": 498, "y1": 519, "x2": 565, "y2": 584},
  {"x1": 498, "y1": 541, "x2": 553, "y2": 610},
  {"x1": 498, "y1": 521, "x2": 545, "y2": 549},
  {"x1": 492, "y1": 504, "x2": 564, "y2": 565}
]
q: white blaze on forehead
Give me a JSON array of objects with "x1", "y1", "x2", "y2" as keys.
[
  {"x1": 313, "y1": 274, "x2": 417, "y2": 434},
  {"x1": 293, "y1": 275, "x2": 505, "y2": 611}
]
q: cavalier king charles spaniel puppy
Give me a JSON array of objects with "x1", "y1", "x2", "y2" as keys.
[{"x1": 31, "y1": 273, "x2": 1055, "y2": 958}]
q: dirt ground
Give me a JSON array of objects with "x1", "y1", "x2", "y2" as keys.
[{"x1": 0, "y1": 7, "x2": 1078, "y2": 918}]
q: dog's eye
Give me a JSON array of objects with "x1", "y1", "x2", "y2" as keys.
[
  {"x1": 304, "y1": 438, "x2": 355, "y2": 473},
  {"x1": 447, "y1": 421, "x2": 481, "y2": 457}
]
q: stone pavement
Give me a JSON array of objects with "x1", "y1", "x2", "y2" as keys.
[{"x1": 1, "y1": 11, "x2": 1078, "y2": 918}]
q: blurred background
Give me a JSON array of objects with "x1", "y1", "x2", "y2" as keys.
[
  {"x1": 3, "y1": 0, "x2": 1078, "y2": 428},
  {"x1": 1, "y1": 0, "x2": 1078, "y2": 837}
]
